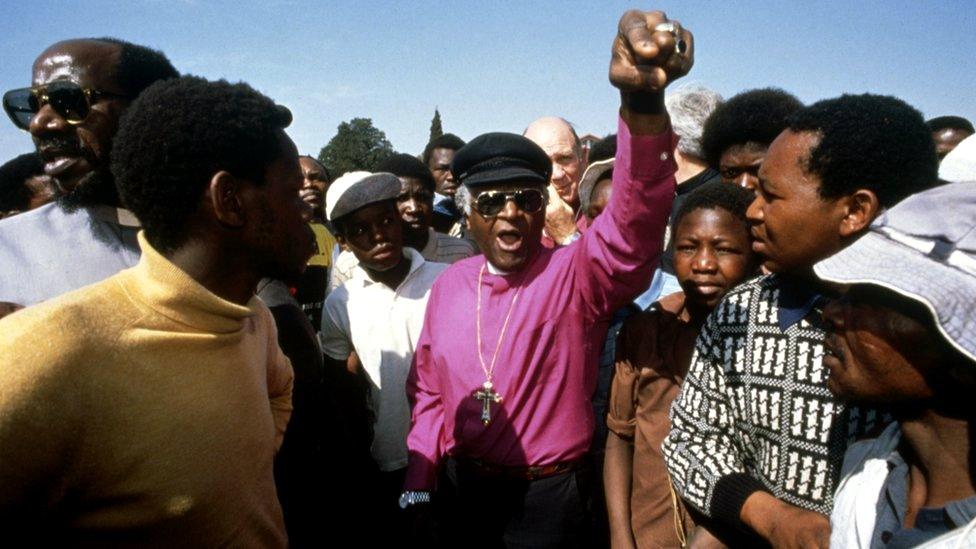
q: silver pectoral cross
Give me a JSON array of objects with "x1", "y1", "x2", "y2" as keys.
[{"x1": 475, "y1": 381, "x2": 502, "y2": 426}]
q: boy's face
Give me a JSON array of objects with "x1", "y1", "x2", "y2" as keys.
[
  {"x1": 336, "y1": 200, "x2": 404, "y2": 272},
  {"x1": 673, "y1": 207, "x2": 754, "y2": 310},
  {"x1": 747, "y1": 130, "x2": 848, "y2": 275}
]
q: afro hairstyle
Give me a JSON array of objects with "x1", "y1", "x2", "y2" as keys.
[
  {"x1": 93, "y1": 37, "x2": 179, "y2": 96},
  {"x1": 111, "y1": 76, "x2": 292, "y2": 254},
  {"x1": 673, "y1": 181, "x2": 755, "y2": 233},
  {"x1": 788, "y1": 93, "x2": 938, "y2": 207},
  {"x1": 0, "y1": 153, "x2": 44, "y2": 212},
  {"x1": 587, "y1": 134, "x2": 617, "y2": 165},
  {"x1": 701, "y1": 88, "x2": 803, "y2": 168},
  {"x1": 927, "y1": 115, "x2": 975, "y2": 134},
  {"x1": 422, "y1": 133, "x2": 466, "y2": 166},
  {"x1": 377, "y1": 153, "x2": 436, "y2": 192}
]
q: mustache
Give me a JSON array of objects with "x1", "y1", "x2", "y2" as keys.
[{"x1": 36, "y1": 136, "x2": 88, "y2": 159}]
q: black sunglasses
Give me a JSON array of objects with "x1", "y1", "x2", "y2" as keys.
[
  {"x1": 2, "y1": 81, "x2": 129, "y2": 130},
  {"x1": 473, "y1": 188, "x2": 547, "y2": 218}
]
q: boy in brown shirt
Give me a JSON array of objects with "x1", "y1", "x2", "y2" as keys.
[{"x1": 605, "y1": 182, "x2": 757, "y2": 548}]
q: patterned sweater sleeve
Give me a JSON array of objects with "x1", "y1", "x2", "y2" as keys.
[{"x1": 662, "y1": 308, "x2": 769, "y2": 530}]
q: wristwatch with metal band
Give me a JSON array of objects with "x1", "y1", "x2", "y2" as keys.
[{"x1": 398, "y1": 490, "x2": 432, "y2": 509}]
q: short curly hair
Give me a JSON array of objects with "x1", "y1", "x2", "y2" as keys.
[
  {"x1": 377, "y1": 153, "x2": 435, "y2": 192},
  {"x1": 927, "y1": 115, "x2": 975, "y2": 134},
  {"x1": 701, "y1": 88, "x2": 803, "y2": 168},
  {"x1": 422, "y1": 133, "x2": 466, "y2": 166},
  {"x1": 666, "y1": 85, "x2": 723, "y2": 159},
  {"x1": 673, "y1": 181, "x2": 755, "y2": 232},
  {"x1": 0, "y1": 153, "x2": 44, "y2": 212},
  {"x1": 93, "y1": 37, "x2": 179, "y2": 96},
  {"x1": 112, "y1": 76, "x2": 292, "y2": 253},
  {"x1": 788, "y1": 94, "x2": 938, "y2": 207}
]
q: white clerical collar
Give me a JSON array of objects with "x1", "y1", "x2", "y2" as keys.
[{"x1": 485, "y1": 260, "x2": 514, "y2": 276}]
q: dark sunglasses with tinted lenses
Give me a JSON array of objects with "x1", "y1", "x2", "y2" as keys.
[
  {"x1": 2, "y1": 81, "x2": 129, "y2": 130},
  {"x1": 473, "y1": 188, "x2": 547, "y2": 218}
]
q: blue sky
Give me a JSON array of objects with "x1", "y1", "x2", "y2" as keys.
[{"x1": 2, "y1": 0, "x2": 974, "y2": 163}]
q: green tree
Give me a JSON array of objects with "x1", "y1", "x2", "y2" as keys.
[
  {"x1": 317, "y1": 117, "x2": 395, "y2": 177},
  {"x1": 428, "y1": 108, "x2": 443, "y2": 143}
]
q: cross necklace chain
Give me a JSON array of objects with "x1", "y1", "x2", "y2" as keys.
[{"x1": 475, "y1": 263, "x2": 521, "y2": 426}]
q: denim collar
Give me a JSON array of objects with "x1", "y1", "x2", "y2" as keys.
[{"x1": 776, "y1": 274, "x2": 825, "y2": 331}]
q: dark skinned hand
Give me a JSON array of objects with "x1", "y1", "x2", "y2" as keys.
[
  {"x1": 766, "y1": 505, "x2": 830, "y2": 549},
  {"x1": 610, "y1": 9, "x2": 694, "y2": 95},
  {"x1": 743, "y1": 492, "x2": 830, "y2": 549}
]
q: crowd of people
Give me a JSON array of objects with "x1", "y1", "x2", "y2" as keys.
[{"x1": 0, "y1": 7, "x2": 974, "y2": 549}]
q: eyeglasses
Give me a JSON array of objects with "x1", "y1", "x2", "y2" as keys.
[
  {"x1": 473, "y1": 188, "x2": 547, "y2": 218},
  {"x1": 2, "y1": 82, "x2": 130, "y2": 130}
]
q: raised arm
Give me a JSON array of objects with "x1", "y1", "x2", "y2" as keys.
[{"x1": 574, "y1": 10, "x2": 694, "y2": 317}]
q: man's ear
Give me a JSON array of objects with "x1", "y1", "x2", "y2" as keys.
[
  {"x1": 208, "y1": 171, "x2": 246, "y2": 228},
  {"x1": 838, "y1": 189, "x2": 880, "y2": 238}
]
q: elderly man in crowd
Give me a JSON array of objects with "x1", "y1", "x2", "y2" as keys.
[
  {"x1": 0, "y1": 38, "x2": 178, "y2": 315},
  {"x1": 0, "y1": 76, "x2": 308, "y2": 546},
  {"x1": 659, "y1": 86, "x2": 723, "y2": 278},
  {"x1": 819, "y1": 181, "x2": 976, "y2": 548},
  {"x1": 402, "y1": 9, "x2": 692, "y2": 547},
  {"x1": 524, "y1": 116, "x2": 588, "y2": 247}
]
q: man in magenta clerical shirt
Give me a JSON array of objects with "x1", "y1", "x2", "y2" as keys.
[{"x1": 401, "y1": 8, "x2": 695, "y2": 547}]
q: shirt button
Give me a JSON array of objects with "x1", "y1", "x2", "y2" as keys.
[
  {"x1": 660, "y1": 152, "x2": 669, "y2": 161},
  {"x1": 881, "y1": 531, "x2": 893, "y2": 543}
]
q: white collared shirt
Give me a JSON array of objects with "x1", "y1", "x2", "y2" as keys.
[{"x1": 321, "y1": 247, "x2": 447, "y2": 471}]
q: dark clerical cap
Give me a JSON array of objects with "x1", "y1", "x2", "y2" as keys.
[
  {"x1": 451, "y1": 132, "x2": 552, "y2": 188},
  {"x1": 326, "y1": 171, "x2": 401, "y2": 222}
]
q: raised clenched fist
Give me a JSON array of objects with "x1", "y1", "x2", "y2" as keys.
[{"x1": 610, "y1": 10, "x2": 694, "y2": 94}]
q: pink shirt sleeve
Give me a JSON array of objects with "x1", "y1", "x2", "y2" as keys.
[{"x1": 571, "y1": 116, "x2": 677, "y2": 319}]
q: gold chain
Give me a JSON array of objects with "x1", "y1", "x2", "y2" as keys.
[{"x1": 476, "y1": 263, "x2": 521, "y2": 386}]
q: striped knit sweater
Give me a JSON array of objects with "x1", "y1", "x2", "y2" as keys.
[{"x1": 662, "y1": 274, "x2": 886, "y2": 530}]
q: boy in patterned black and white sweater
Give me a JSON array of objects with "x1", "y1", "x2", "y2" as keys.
[{"x1": 663, "y1": 94, "x2": 940, "y2": 547}]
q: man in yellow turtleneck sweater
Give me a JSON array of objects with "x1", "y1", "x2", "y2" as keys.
[{"x1": 0, "y1": 77, "x2": 314, "y2": 546}]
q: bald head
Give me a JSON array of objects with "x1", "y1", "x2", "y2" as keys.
[
  {"x1": 26, "y1": 38, "x2": 176, "y2": 208},
  {"x1": 524, "y1": 116, "x2": 583, "y2": 208},
  {"x1": 33, "y1": 39, "x2": 123, "y2": 91}
]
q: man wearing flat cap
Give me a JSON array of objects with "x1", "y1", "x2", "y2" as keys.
[
  {"x1": 401, "y1": 8, "x2": 693, "y2": 546},
  {"x1": 319, "y1": 171, "x2": 448, "y2": 545}
]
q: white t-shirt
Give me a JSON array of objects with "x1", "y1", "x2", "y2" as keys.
[{"x1": 321, "y1": 248, "x2": 447, "y2": 471}]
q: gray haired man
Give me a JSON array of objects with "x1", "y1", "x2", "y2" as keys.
[
  {"x1": 660, "y1": 85, "x2": 723, "y2": 275},
  {"x1": 818, "y1": 181, "x2": 976, "y2": 548}
]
